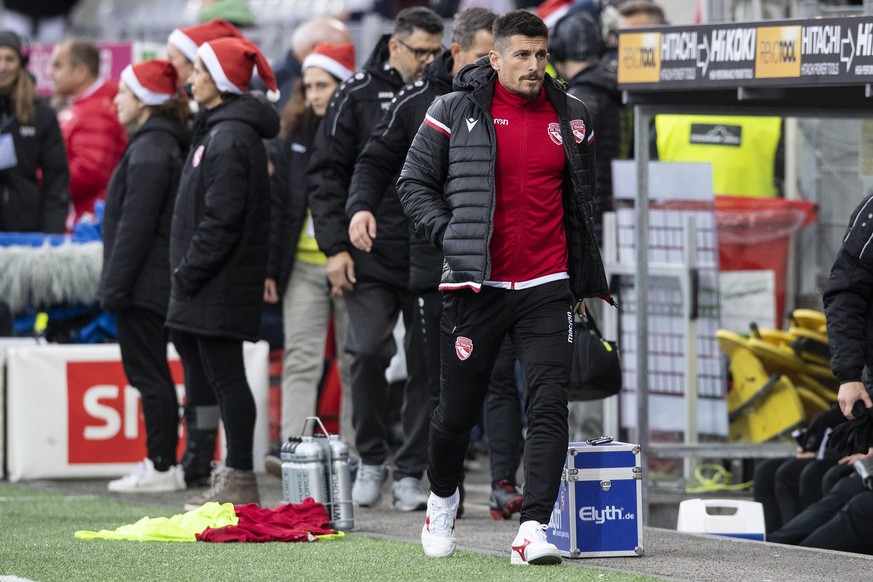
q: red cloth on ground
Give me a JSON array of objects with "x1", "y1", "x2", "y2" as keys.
[{"x1": 196, "y1": 498, "x2": 338, "y2": 543}]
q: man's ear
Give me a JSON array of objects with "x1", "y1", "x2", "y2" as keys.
[{"x1": 489, "y1": 49, "x2": 500, "y2": 71}]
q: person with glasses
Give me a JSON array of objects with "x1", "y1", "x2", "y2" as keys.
[{"x1": 307, "y1": 6, "x2": 443, "y2": 512}]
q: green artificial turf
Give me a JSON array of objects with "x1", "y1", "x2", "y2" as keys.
[{"x1": 0, "y1": 482, "x2": 660, "y2": 581}]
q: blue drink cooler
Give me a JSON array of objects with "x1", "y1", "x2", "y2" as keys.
[{"x1": 546, "y1": 440, "x2": 644, "y2": 558}]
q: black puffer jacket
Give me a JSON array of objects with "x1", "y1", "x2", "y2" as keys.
[
  {"x1": 307, "y1": 35, "x2": 409, "y2": 288},
  {"x1": 397, "y1": 59, "x2": 610, "y2": 302},
  {"x1": 823, "y1": 192, "x2": 873, "y2": 384},
  {"x1": 0, "y1": 96, "x2": 69, "y2": 233},
  {"x1": 565, "y1": 56, "x2": 621, "y2": 223},
  {"x1": 99, "y1": 116, "x2": 189, "y2": 316},
  {"x1": 348, "y1": 51, "x2": 454, "y2": 293},
  {"x1": 266, "y1": 114, "x2": 319, "y2": 295},
  {"x1": 167, "y1": 94, "x2": 280, "y2": 341}
]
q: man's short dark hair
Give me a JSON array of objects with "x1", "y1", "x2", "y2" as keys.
[
  {"x1": 619, "y1": 0, "x2": 667, "y2": 25},
  {"x1": 66, "y1": 39, "x2": 100, "y2": 77},
  {"x1": 394, "y1": 7, "x2": 444, "y2": 39},
  {"x1": 493, "y1": 10, "x2": 548, "y2": 53},
  {"x1": 452, "y1": 8, "x2": 497, "y2": 49}
]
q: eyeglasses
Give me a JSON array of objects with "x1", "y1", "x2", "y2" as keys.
[{"x1": 397, "y1": 39, "x2": 443, "y2": 61}]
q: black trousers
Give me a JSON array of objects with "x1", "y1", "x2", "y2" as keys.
[
  {"x1": 800, "y1": 489, "x2": 873, "y2": 554},
  {"x1": 428, "y1": 280, "x2": 573, "y2": 524},
  {"x1": 343, "y1": 281, "x2": 430, "y2": 480},
  {"x1": 754, "y1": 456, "x2": 838, "y2": 533},
  {"x1": 172, "y1": 331, "x2": 256, "y2": 471},
  {"x1": 116, "y1": 307, "x2": 179, "y2": 470}
]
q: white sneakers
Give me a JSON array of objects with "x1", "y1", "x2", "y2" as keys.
[
  {"x1": 392, "y1": 477, "x2": 428, "y2": 511},
  {"x1": 421, "y1": 490, "x2": 459, "y2": 558},
  {"x1": 510, "y1": 520, "x2": 562, "y2": 566},
  {"x1": 107, "y1": 458, "x2": 186, "y2": 493},
  {"x1": 352, "y1": 463, "x2": 388, "y2": 507}
]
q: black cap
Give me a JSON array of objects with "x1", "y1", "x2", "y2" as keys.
[
  {"x1": 0, "y1": 31, "x2": 23, "y2": 63},
  {"x1": 550, "y1": 11, "x2": 605, "y2": 63}
]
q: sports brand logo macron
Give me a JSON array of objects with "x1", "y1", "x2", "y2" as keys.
[
  {"x1": 455, "y1": 336, "x2": 473, "y2": 361},
  {"x1": 579, "y1": 505, "x2": 634, "y2": 524}
]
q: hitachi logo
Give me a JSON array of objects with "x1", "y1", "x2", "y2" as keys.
[{"x1": 579, "y1": 505, "x2": 628, "y2": 524}]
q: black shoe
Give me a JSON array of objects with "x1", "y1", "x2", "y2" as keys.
[{"x1": 489, "y1": 479, "x2": 523, "y2": 520}]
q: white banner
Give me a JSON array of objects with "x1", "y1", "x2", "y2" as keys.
[{"x1": 6, "y1": 341, "x2": 270, "y2": 481}]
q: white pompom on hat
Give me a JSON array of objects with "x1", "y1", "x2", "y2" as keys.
[
  {"x1": 167, "y1": 19, "x2": 243, "y2": 62},
  {"x1": 121, "y1": 59, "x2": 179, "y2": 106},
  {"x1": 197, "y1": 37, "x2": 280, "y2": 102},
  {"x1": 302, "y1": 42, "x2": 356, "y2": 82}
]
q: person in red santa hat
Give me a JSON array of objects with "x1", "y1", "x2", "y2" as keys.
[
  {"x1": 100, "y1": 60, "x2": 191, "y2": 494},
  {"x1": 166, "y1": 19, "x2": 243, "y2": 94},
  {"x1": 262, "y1": 41, "x2": 355, "y2": 475},
  {"x1": 167, "y1": 37, "x2": 280, "y2": 509}
]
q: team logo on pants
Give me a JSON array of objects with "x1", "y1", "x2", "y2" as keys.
[{"x1": 455, "y1": 336, "x2": 473, "y2": 361}]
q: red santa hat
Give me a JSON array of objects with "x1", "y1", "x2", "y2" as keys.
[
  {"x1": 537, "y1": 0, "x2": 574, "y2": 28},
  {"x1": 120, "y1": 60, "x2": 179, "y2": 105},
  {"x1": 302, "y1": 42, "x2": 356, "y2": 82},
  {"x1": 168, "y1": 19, "x2": 243, "y2": 62},
  {"x1": 197, "y1": 37, "x2": 279, "y2": 102}
]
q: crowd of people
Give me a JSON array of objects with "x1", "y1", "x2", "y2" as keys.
[{"x1": 3, "y1": 0, "x2": 873, "y2": 564}]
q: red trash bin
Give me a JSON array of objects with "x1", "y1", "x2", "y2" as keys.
[{"x1": 714, "y1": 196, "x2": 818, "y2": 328}]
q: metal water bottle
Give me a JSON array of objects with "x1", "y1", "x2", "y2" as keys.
[
  {"x1": 290, "y1": 436, "x2": 328, "y2": 504},
  {"x1": 327, "y1": 435, "x2": 354, "y2": 530},
  {"x1": 280, "y1": 437, "x2": 301, "y2": 504}
]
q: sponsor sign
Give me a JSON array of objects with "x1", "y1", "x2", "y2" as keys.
[{"x1": 618, "y1": 15, "x2": 873, "y2": 89}]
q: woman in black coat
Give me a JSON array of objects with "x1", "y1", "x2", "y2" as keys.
[
  {"x1": 98, "y1": 60, "x2": 189, "y2": 493},
  {"x1": 167, "y1": 38, "x2": 280, "y2": 509}
]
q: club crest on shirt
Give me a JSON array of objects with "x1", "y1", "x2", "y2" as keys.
[
  {"x1": 547, "y1": 122, "x2": 562, "y2": 145},
  {"x1": 570, "y1": 120, "x2": 585, "y2": 143},
  {"x1": 192, "y1": 145, "x2": 205, "y2": 167},
  {"x1": 455, "y1": 336, "x2": 473, "y2": 361}
]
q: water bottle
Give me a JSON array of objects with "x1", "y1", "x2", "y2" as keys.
[
  {"x1": 289, "y1": 436, "x2": 328, "y2": 504},
  {"x1": 280, "y1": 437, "x2": 301, "y2": 504},
  {"x1": 327, "y1": 435, "x2": 354, "y2": 530}
]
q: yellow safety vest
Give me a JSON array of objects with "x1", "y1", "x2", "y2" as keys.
[{"x1": 655, "y1": 115, "x2": 781, "y2": 197}]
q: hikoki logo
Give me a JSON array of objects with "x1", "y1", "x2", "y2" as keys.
[
  {"x1": 455, "y1": 336, "x2": 473, "y2": 360},
  {"x1": 579, "y1": 505, "x2": 635, "y2": 524},
  {"x1": 192, "y1": 144, "x2": 205, "y2": 167}
]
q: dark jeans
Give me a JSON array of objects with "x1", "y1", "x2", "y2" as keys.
[
  {"x1": 769, "y1": 468, "x2": 864, "y2": 545},
  {"x1": 428, "y1": 281, "x2": 573, "y2": 524},
  {"x1": 801, "y1": 490, "x2": 873, "y2": 554},
  {"x1": 172, "y1": 331, "x2": 256, "y2": 471},
  {"x1": 116, "y1": 307, "x2": 178, "y2": 470},
  {"x1": 484, "y1": 336, "x2": 523, "y2": 489},
  {"x1": 754, "y1": 456, "x2": 838, "y2": 533},
  {"x1": 343, "y1": 281, "x2": 430, "y2": 480}
]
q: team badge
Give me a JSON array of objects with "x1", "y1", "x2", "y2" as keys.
[
  {"x1": 570, "y1": 120, "x2": 585, "y2": 143},
  {"x1": 547, "y1": 122, "x2": 562, "y2": 145},
  {"x1": 455, "y1": 336, "x2": 473, "y2": 361},
  {"x1": 192, "y1": 145, "x2": 205, "y2": 167}
]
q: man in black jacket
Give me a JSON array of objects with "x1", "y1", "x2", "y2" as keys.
[
  {"x1": 348, "y1": 8, "x2": 527, "y2": 521},
  {"x1": 306, "y1": 6, "x2": 444, "y2": 512},
  {"x1": 398, "y1": 10, "x2": 611, "y2": 564}
]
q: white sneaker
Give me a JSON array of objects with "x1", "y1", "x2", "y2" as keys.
[
  {"x1": 510, "y1": 520, "x2": 562, "y2": 565},
  {"x1": 421, "y1": 489, "x2": 459, "y2": 558},
  {"x1": 108, "y1": 459, "x2": 186, "y2": 493},
  {"x1": 352, "y1": 463, "x2": 387, "y2": 507},
  {"x1": 392, "y1": 477, "x2": 428, "y2": 511}
]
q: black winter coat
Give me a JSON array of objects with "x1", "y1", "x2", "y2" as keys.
[
  {"x1": 397, "y1": 59, "x2": 610, "y2": 303},
  {"x1": 0, "y1": 97, "x2": 69, "y2": 233},
  {"x1": 565, "y1": 56, "x2": 621, "y2": 222},
  {"x1": 307, "y1": 35, "x2": 409, "y2": 289},
  {"x1": 99, "y1": 116, "x2": 189, "y2": 316},
  {"x1": 349, "y1": 51, "x2": 454, "y2": 293},
  {"x1": 823, "y1": 192, "x2": 873, "y2": 384},
  {"x1": 267, "y1": 114, "x2": 319, "y2": 295},
  {"x1": 167, "y1": 94, "x2": 280, "y2": 341}
]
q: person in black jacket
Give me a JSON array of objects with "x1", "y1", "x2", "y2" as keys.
[
  {"x1": 263, "y1": 42, "x2": 355, "y2": 453},
  {"x1": 348, "y1": 7, "x2": 526, "y2": 520},
  {"x1": 0, "y1": 30, "x2": 69, "y2": 233},
  {"x1": 823, "y1": 192, "x2": 873, "y2": 420},
  {"x1": 550, "y1": 10, "x2": 620, "y2": 235},
  {"x1": 167, "y1": 37, "x2": 280, "y2": 509},
  {"x1": 99, "y1": 60, "x2": 190, "y2": 493},
  {"x1": 398, "y1": 10, "x2": 611, "y2": 564},
  {"x1": 307, "y1": 7, "x2": 444, "y2": 512}
]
